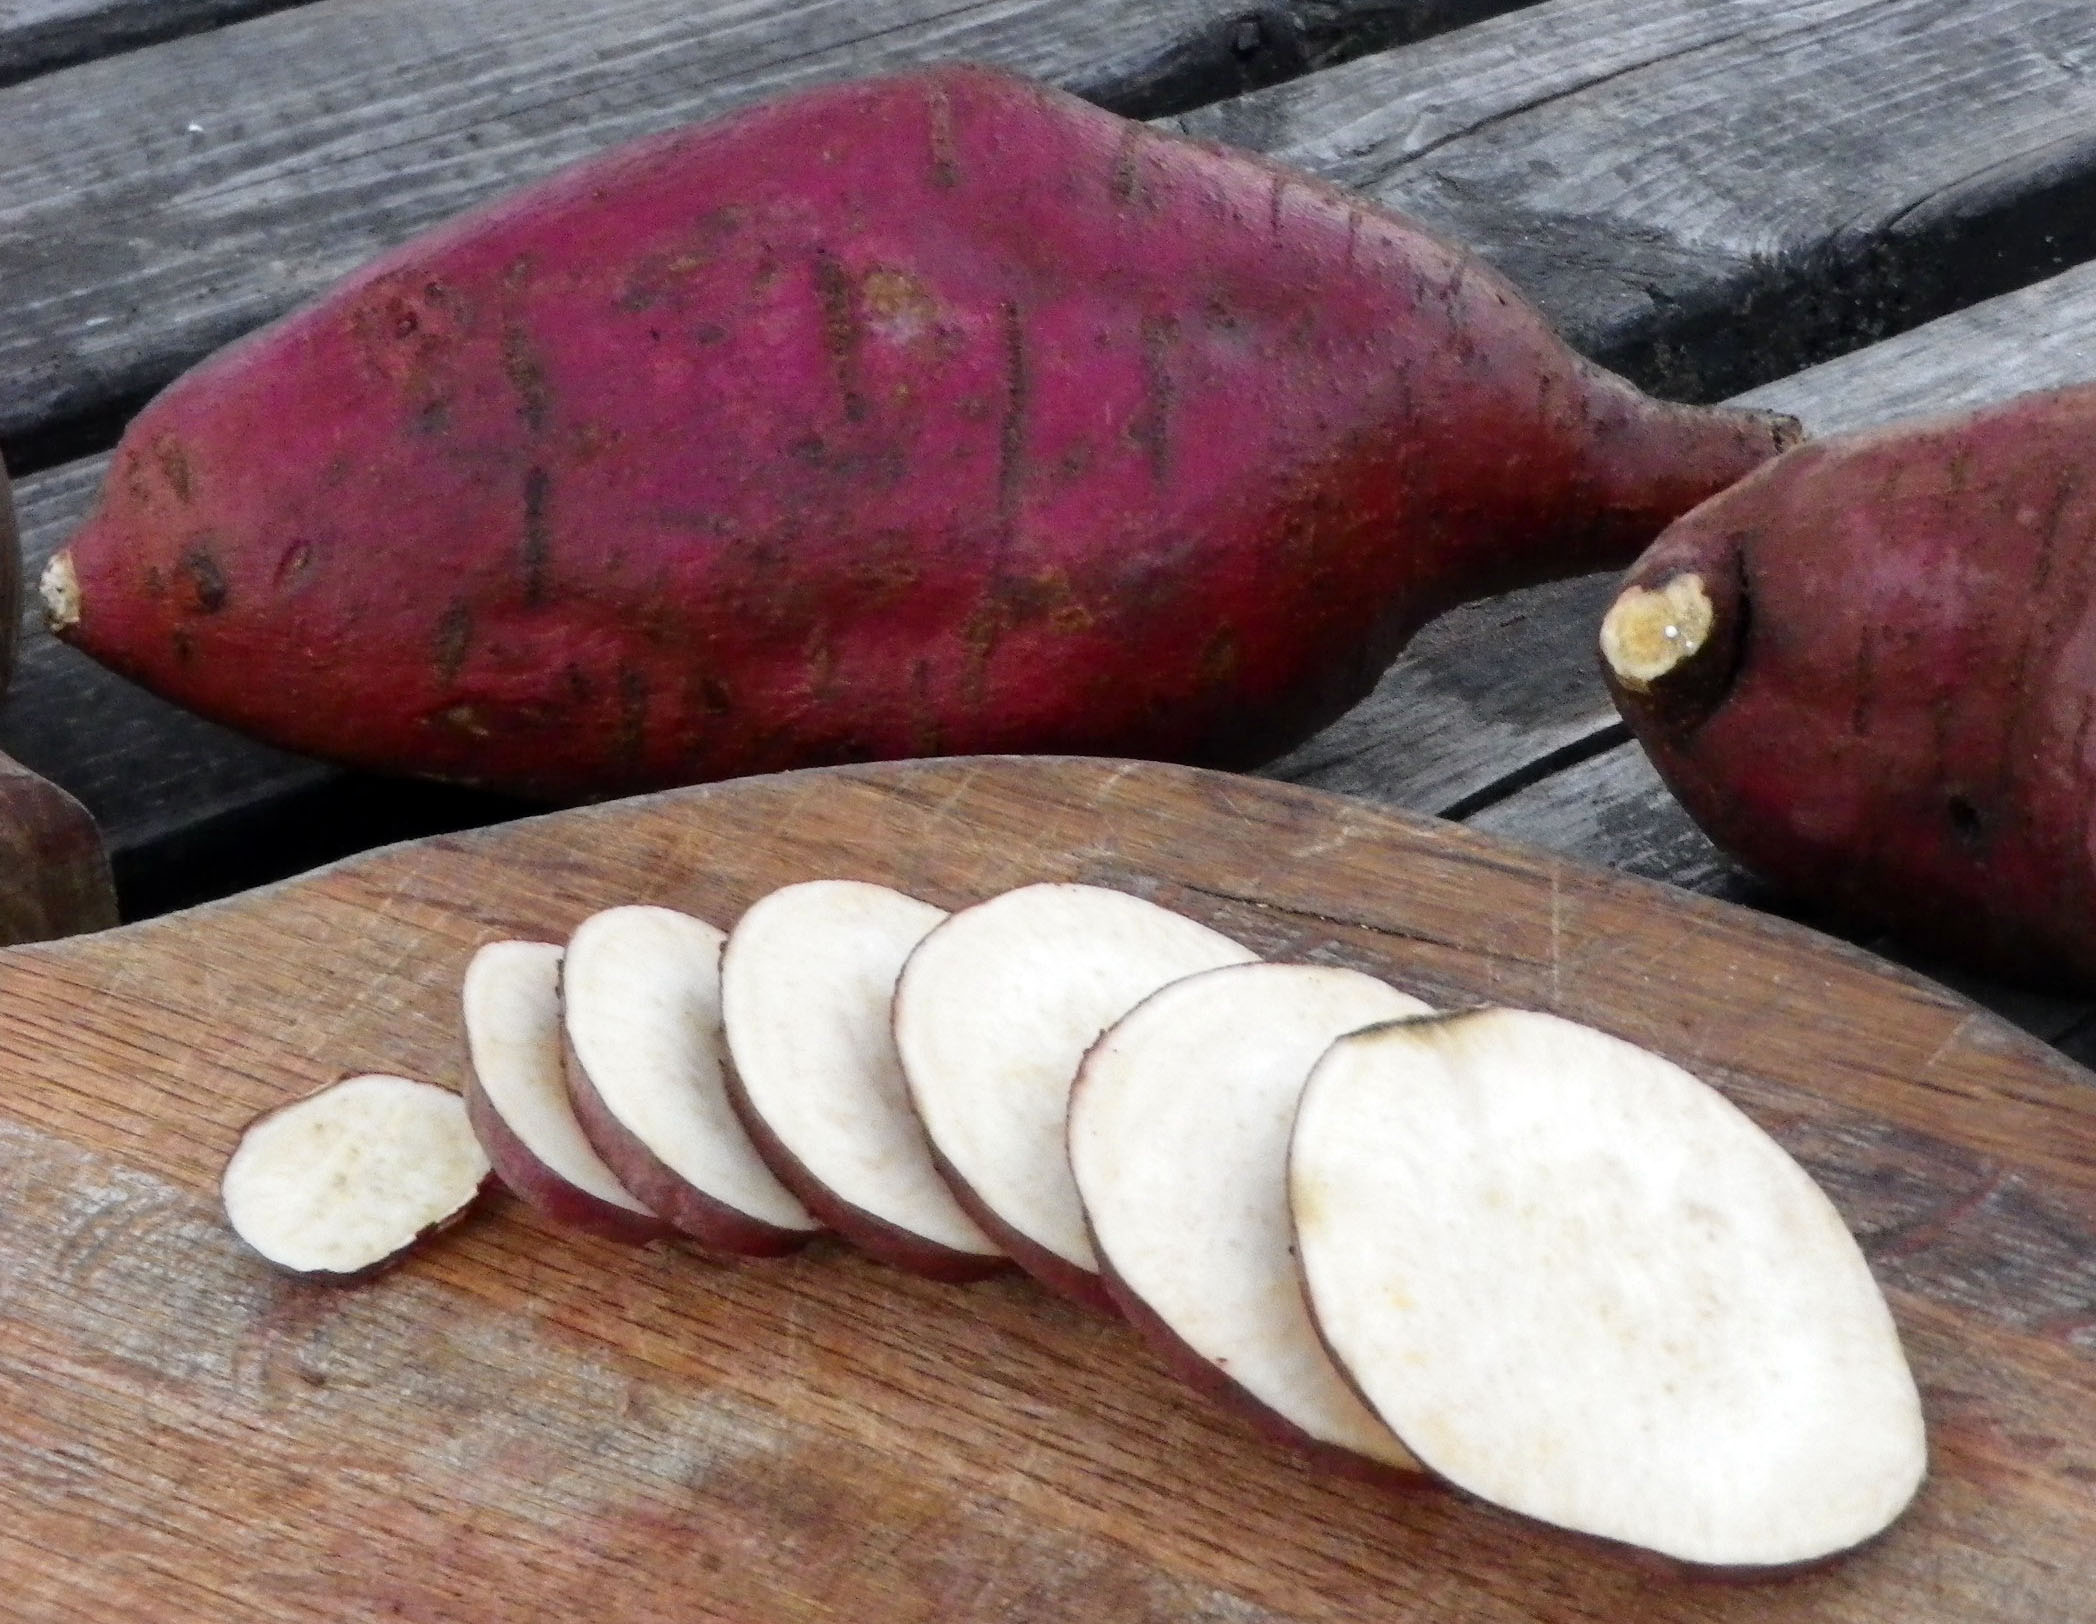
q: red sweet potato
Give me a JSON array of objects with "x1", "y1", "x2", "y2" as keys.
[
  {"x1": 1600, "y1": 382, "x2": 2096, "y2": 989},
  {"x1": 46, "y1": 65, "x2": 1798, "y2": 802}
]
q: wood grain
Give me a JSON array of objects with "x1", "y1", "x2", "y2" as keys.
[
  {"x1": 1173, "y1": 0, "x2": 2096, "y2": 402},
  {"x1": 3, "y1": 756, "x2": 2092, "y2": 1620}
]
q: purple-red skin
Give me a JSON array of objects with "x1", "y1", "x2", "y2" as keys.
[
  {"x1": 52, "y1": 64, "x2": 1796, "y2": 802},
  {"x1": 719, "y1": 1044, "x2": 1012, "y2": 1283},
  {"x1": 1603, "y1": 382, "x2": 2096, "y2": 991},
  {"x1": 560, "y1": 1026, "x2": 820, "y2": 1258},
  {"x1": 460, "y1": 1047, "x2": 673, "y2": 1246}
]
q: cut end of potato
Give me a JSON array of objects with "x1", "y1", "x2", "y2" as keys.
[
  {"x1": 40, "y1": 550, "x2": 80, "y2": 636},
  {"x1": 222, "y1": 1073, "x2": 490, "y2": 1279},
  {"x1": 1293, "y1": 1008, "x2": 1927, "y2": 1569},
  {"x1": 1599, "y1": 573, "x2": 1714, "y2": 692}
]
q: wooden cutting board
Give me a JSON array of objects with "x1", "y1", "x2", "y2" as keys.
[{"x1": 4, "y1": 756, "x2": 2092, "y2": 1622}]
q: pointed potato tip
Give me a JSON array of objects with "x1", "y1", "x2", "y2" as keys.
[
  {"x1": 40, "y1": 550, "x2": 80, "y2": 635},
  {"x1": 1599, "y1": 573, "x2": 1715, "y2": 693}
]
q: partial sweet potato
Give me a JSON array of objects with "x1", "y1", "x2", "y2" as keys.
[
  {"x1": 49, "y1": 65, "x2": 1797, "y2": 802},
  {"x1": 1601, "y1": 382, "x2": 2096, "y2": 988}
]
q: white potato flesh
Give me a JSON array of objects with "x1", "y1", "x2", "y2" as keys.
[
  {"x1": 1070, "y1": 962, "x2": 1429, "y2": 1469},
  {"x1": 565, "y1": 905, "x2": 815, "y2": 1233},
  {"x1": 895, "y1": 883, "x2": 1256, "y2": 1274},
  {"x1": 463, "y1": 939, "x2": 653, "y2": 1215},
  {"x1": 222, "y1": 1074, "x2": 488, "y2": 1276},
  {"x1": 1292, "y1": 1008, "x2": 1927, "y2": 1568},
  {"x1": 722, "y1": 881, "x2": 997, "y2": 1257}
]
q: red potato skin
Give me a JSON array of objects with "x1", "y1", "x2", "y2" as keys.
[
  {"x1": 460, "y1": 1049, "x2": 673, "y2": 1246},
  {"x1": 1603, "y1": 382, "x2": 2096, "y2": 991},
  {"x1": 924, "y1": 1136, "x2": 1121, "y2": 1315},
  {"x1": 719, "y1": 1046, "x2": 1012, "y2": 1283},
  {"x1": 561, "y1": 1028, "x2": 820, "y2": 1258},
  {"x1": 51, "y1": 65, "x2": 1797, "y2": 801}
]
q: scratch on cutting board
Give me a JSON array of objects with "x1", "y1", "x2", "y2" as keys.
[{"x1": 1918, "y1": 1011, "x2": 1980, "y2": 1076}]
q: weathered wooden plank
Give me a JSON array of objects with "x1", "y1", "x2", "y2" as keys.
[
  {"x1": 1266, "y1": 255, "x2": 2096, "y2": 817},
  {"x1": 1174, "y1": 0, "x2": 2096, "y2": 404},
  {"x1": 0, "y1": 0, "x2": 303, "y2": 89},
  {"x1": 0, "y1": 0, "x2": 1528, "y2": 466}
]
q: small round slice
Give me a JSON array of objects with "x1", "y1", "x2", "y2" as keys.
[
  {"x1": 462, "y1": 938, "x2": 668, "y2": 1244},
  {"x1": 1069, "y1": 962, "x2": 1429, "y2": 1476},
  {"x1": 222, "y1": 1073, "x2": 491, "y2": 1279},
  {"x1": 563, "y1": 905, "x2": 820, "y2": 1256},
  {"x1": 894, "y1": 882, "x2": 1256, "y2": 1309},
  {"x1": 722, "y1": 880, "x2": 1005, "y2": 1281},
  {"x1": 1291, "y1": 1008, "x2": 1928, "y2": 1569}
]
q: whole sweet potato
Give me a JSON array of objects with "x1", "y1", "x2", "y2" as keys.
[
  {"x1": 48, "y1": 65, "x2": 1796, "y2": 801},
  {"x1": 1601, "y1": 382, "x2": 2096, "y2": 989}
]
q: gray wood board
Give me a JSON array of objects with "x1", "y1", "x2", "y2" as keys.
[
  {"x1": 14, "y1": 255, "x2": 2096, "y2": 929},
  {"x1": 0, "y1": 0, "x2": 1526, "y2": 463},
  {"x1": 1172, "y1": 0, "x2": 2096, "y2": 403},
  {"x1": 0, "y1": 0, "x2": 300, "y2": 89}
]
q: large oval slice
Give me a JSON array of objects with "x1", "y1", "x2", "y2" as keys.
[
  {"x1": 721, "y1": 880, "x2": 1004, "y2": 1281},
  {"x1": 1292, "y1": 1007, "x2": 1927, "y2": 1569},
  {"x1": 1069, "y1": 961, "x2": 1429, "y2": 1475},
  {"x1": 563, "y1": 904, "x2": 820, "y2": 1255},
  {"x1": 894, "y1": 882, "x2": 1256, "y2": 1308}
]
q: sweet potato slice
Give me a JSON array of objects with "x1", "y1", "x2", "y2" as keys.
[
  {"x1": 461, "y1": 938, "x2": 668, "y2": 1244},
  {"x1": 721, "y1": 880, "x2": 1004, "y2": 1281},
  {"x1": 1069, "y1": 961, "x2": 1428, "y2": 1475},
  {"x1": 894, "y1": 882, "x2": 1255, "y2": 1309},
  {"x1": 1292, "y1": 1008, "x2": 1926, "y2": 1569},
  {"x1": 222, "y1": 1073, "x2": 491, "y2": 1279},
  {"x1": 562, "y1": 904, "x2": 820, "y2": 1255}
]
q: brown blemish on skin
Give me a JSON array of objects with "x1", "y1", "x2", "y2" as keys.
[
  {"x1": 503, "y1": 324, "x2": 552, "y2": 436},
  {"x1": 154, "y1": 438, "x2": 195, "y2": 505},
  {"x1": 998, "y1": 302, "x2": 1029, "y2": 530},
  {"x1": 171, "y1": 626, "x2": 194, "y2": 665},
  {"x1": 615, "y1": 669, "x2": 650, "y2": 769},
  {"x1": 434, "y1": 601, "x2": 474, "y2": 684},
  {"x1": 1132, "y1": 317, "x2": 1176, "y2": 483},
  {"x1": 813, "y1": 253, "x2": 868, "y2": 423},
  {"x1": 522, "y1": 467, "x2": 552, "y2": 608},
  {"x1": 1200, "y1": 626, "x2": 1239, "y2": 685},
  {"x1": 271, "y1": 542, "x2": 315, "y2": 594},
  {"x1": 1110, "y1": 123, "x2": 1143, "y2": 203},
  {"x1": 926, "y1": 83, "x2": 960, "y2": 189},
  {"x1": 177, "y1": 546, "x2": 227, "y2": 614}
]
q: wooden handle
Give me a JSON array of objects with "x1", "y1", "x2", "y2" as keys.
[{"x1": 0, "y1": 747, "x2": 115, "y2": 941}]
